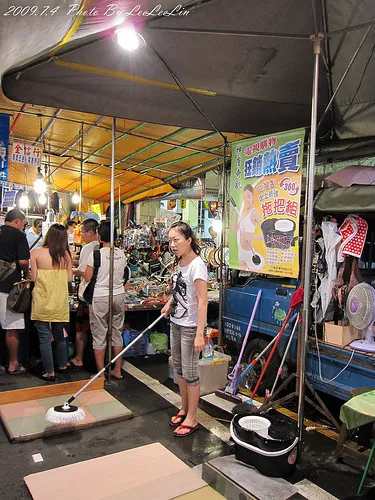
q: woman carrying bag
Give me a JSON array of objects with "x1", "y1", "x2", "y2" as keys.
[
  {"x1": 30, "y1": 224, "x2": 72, "y2": 381},
  {"x1": 84, "y1": 221, "x2": 126, "y2": 380}
]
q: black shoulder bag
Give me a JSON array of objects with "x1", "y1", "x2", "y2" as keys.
[{"x1": 83, "y1": 249, "x2": 101, "y2": 305}]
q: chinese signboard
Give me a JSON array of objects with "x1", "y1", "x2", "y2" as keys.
[
  {"x1": 229, "y1": 128, "x2": 305, "y2": 279},
  {"x1": 0, "y1": 114, "x2": 10, "y2": 181},
  {"x1": 11, "y1": 140, "x2": 41, "y2": 167}
]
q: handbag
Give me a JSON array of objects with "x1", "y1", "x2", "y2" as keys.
[
  {"x1": 7, "y1": 280, "x2": 34, "y2": 313},
  {"x1": 0, "y1": 259, "x2": 17, "y2": 282},
  {"x1": 83, "y1": 249, "x2": 101, "y2": 305}
]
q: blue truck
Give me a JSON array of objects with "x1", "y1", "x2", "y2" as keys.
[{"x1": 223, "y1": 186, "x2": 375, "y2": 401}]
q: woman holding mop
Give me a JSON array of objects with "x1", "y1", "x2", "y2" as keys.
[{"x1": 162, "y1": 221, "x2": 208, "y2": 437}]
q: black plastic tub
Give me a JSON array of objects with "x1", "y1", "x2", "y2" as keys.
[{"x1": 230, "y1": 414, "x2": 298, "y2": 478}]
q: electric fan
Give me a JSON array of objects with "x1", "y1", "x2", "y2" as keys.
[{"x1": 346, "y1": 283, "x2": 375, "y2": 353}]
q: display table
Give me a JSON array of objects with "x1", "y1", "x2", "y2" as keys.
[{"x1": 338, "y1": 390, "x2": 375, "y2": 494}]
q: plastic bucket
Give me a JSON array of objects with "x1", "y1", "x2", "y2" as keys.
[{"x1": 230, "y1": 417, "x2": 298, "y2": 478}]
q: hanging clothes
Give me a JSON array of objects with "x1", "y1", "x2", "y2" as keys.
[{"x1": 320, "y1": 221, "x2": 342, "y2": 318}]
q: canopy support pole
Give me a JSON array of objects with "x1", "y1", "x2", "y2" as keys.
[
  {"x1": 118, "y1": 182, "x2": 121, "y2": 235},
  {"x1": 107, "y1": 117, "x2": 116, "y2": 384},
  {"x1": 298, "y1": 32, "x2": 324, "y2": 453},
  {"x1": 79, "y1": 123, "x2": 83, "y2": 214},
  {"x1": 218, "y1": 141, "x2": 228, "y2": 345}
]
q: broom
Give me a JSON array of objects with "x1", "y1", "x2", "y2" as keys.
[{"x1": 45, "y1": 314, "x2": 165, "y2": 424}]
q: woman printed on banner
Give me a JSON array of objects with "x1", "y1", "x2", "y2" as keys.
[{"x1": 231, "y1": 184, "x2": 263, "y2": 271}]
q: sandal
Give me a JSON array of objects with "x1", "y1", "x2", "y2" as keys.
[
  {"x1": 174, "y1": 423, "x2": 199, "y2": 438},
  {"x1": 110, "y1": 371, "x2": 123, "y2": 380},
  {"x1": 169, "y1": 413, "x2": 187, "y2": 428},
  {"x1": 0, "y1": 364, "x2": 5, "y2": 375},
  {"x1": 41, "y1": 372, "x2": 55, "y2": 382},
  {"x1": 8, "y1": 364, "x2": 26, "y2": 375},
  {"x1": 66, "y1": 360, "x2": 84, "y2": 370}
]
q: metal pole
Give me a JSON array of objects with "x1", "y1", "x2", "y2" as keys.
[
  {"x1": 107, "y1": 118, "x2": 116, "y2": 383},
  {"x1": 118, "y1": 183, "x2": 121, "y2": 234},
  {"x1": 79, "y1": 123, "x2": 83, "y2": 215},
  {"x1": 298, "y1": 33, "x2": 323, "y2": 450},
  {"x1": 218, "y1": 142, "x2": 228, "y2": 345}
]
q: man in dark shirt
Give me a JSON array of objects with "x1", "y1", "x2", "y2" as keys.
[{"x1": 0, "y1": 209, "x2": 30, "y2": 374}]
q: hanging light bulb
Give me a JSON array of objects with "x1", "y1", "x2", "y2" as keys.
[
  {"x1": 38, "y1": 193, "x2": 47, "y2": 205},
  {"x1": 212, "y1": 219, "x2": 223, "y2": 233},
  {"x1": 72, "y1": 191, "x2": 80, "y2": 204},
  {"x1": 34, "y1": 167, "x2": 46, "y2": 194},
  {"x1": 19, "y1": 191, "x2": 29, "y2": 209},
  {"x1": 115, "y1": 27, "x2": 145, "y2": 51}
]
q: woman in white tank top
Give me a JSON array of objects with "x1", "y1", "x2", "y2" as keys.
[{"x1": 232, "y1": 184, "x2": 263, "y2": 270}]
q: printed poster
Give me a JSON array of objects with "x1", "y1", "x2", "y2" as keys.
[
  {"x1": 0, "y1": 114, "x2": 10, "y2": 181},
  {"x1": 229, "y1": 128, "x2": 305, "y2": 279}
]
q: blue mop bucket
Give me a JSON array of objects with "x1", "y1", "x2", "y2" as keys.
[{"x1": 230, "y1": 413, "x2": 298, "y2": 478}]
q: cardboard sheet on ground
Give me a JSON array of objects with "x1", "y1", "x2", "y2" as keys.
[
  {"x1": 0, "y1": 389, "x2": 132, "y2": 442},
  {"x1": 24, "y1": 443, "x2": 207, "y2": 500}
]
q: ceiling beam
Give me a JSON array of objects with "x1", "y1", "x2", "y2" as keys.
[
  {"x1": 33, "y1": 108, "x2": 62, "y2": 145},
  {"x1": 9, "y1": 103, "x2": 27, "y2": 135},
  {"x1": 119, "y1": 131, "x2": 219, "y2": 172},
  {"x1": 60, "y1": 116, "x2": 105, "y2": 156}
]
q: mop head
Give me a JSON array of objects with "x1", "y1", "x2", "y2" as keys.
[
  {"x1": 45, "y1": 403, "x2": 86, "y2": 424},
  {"x1": 232, "y1": 400, "x2": 263, "y2": 416},
  {"x1": 215, "y1": 388, "x2": 243, "y2": 404}
]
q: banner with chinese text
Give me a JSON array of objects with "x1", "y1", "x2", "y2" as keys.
[
  {"x1": 229, "y1": 128, "x2": 305, "y2": 279},
  {"x1": 0, "y1": 114, "x2": 10, "y2": 182},
  {"x1": 11, "y1": 140, "x2": 41, "y2": 167}
]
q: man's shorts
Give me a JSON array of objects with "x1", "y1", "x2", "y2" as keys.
[{"x1": 0, "y1": 292, "x2": 25, "y2": 330}]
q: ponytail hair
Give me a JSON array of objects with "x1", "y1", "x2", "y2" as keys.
[{"x1": 169, "y1": 221, "x2": 200, "y2": 264}]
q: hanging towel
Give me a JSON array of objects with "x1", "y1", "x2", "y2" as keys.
[{"x1": 338, "y1": 215, "x2": 368, "y2": 262}]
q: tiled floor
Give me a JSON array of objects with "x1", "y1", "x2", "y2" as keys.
[{"x1": 0, "y1": 389, "x2": 133, "y2": 442}]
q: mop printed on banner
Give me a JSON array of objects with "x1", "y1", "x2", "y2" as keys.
[{"x1": 229, "y1": 128, "x2": 305, "y2": 279}]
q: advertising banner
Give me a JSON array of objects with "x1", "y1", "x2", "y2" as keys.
[
  {"x1": 229, "y1": 128, "x2": 305, "y2": 279},
  {"x1": 11, "y1": 140, "x2": 41, "y2": 167},
  {"x1": 0, "y1": 114, "x2": 10, "y2": 181}
]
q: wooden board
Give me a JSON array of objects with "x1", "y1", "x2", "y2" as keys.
[
  {"x1": 0, "y1": 388, "x2": 131, "y2": 442},
  {"x1": 24, "y1": 443, "x2": 206, "y2": 500},
  {"x1": 0, "y1": 377, "x2": 104, "y2": 405}
]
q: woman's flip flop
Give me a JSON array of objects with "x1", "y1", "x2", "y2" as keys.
[
  {"x1": 169, "y1": 413, "x2": 187, "y2": 428},
  {"x1": 173, "y1": 423, "x2": 199, "y2": 437}
]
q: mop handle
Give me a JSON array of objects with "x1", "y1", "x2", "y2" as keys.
[
  {"x1": 269, "y1": 315, "x2": 299, "y2": 396},
  {"x1": 234, "y1": 313, "x2": 297, "y2": 387},
  {"x1": 228, "y1": 290, "x2": 262, "y2": 381},
  {"x1": 66, "y1": 314, "x2": 165, "y2": 405},
  {"x1": 252, "y1": 308, "x2": 293, "y2": 398}
]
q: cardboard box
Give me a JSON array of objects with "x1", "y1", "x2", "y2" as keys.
[
  {"x1": 324, "y1": 321, "x2": 361, "y2": 347},
  {"x1": 24, "y1": 443, "x2": 206, "y2": 500}
]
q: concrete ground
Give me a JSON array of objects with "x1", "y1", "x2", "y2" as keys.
[{"x1": 0, "y1": 355, "x2": 374, "y2": 500}]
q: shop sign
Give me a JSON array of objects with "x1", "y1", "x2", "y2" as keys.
[
  {"x1": 11, "y1": 140, "x2": 41, "y2": 167},
  {"x1": 209, "y1": 201, "x2": 218, "y2": 215},
  {"x1": 90, "y1": 204, "x2": 101, "y2": 215},
  {"x1": 229, "y1": 128, "x2": 305, "y2": 279},
  {"x1": 167, "y1": 199, "x2": 177, "y2": 211},
  {"x1": 2, "y1": 189, "x2": 17, "y2": 207},
  {"x1": 0, "y1": 114, "x2": 10, "y2": 181},
  {"x1": 169, "y1": 176, "x2": 205, "y2": 199},
  {"x1": 180, "y1": 198, "x2": 187, "y2": 209}
]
